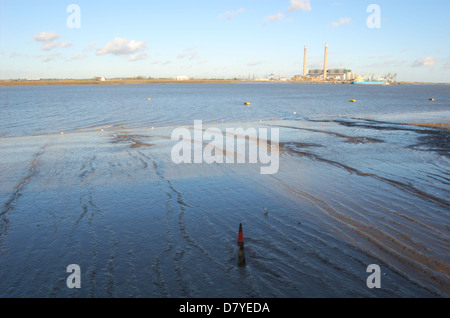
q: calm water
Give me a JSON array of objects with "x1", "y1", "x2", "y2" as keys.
[
  {"x1": 1, "y1": 83, "x2": 449, "y2": 137},
  {"x1": 0, "y1": 83, "x2": 449, "y2": 298}
]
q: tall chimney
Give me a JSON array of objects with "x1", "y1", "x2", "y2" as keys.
[
  {"x1": 323, "y1": 43, "x2": 328, "y2": 81},
  {"x1": 303, "y1": 46, "x2": 307, "y2": 77}
]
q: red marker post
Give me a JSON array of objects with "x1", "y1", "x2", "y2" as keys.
[{"x1": 238, "y1": 223, "x2": 246, "y2": 267}]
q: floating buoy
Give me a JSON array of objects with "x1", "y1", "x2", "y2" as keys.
[
  {"x1": 244, "y1": 102, "x2": 251, "y2": 106},
  {"x1": 428, "y1": 98, "x2": 434, "y2": 101},
  {"x1": 293, "y1": 112, "x2": 296, "y2": 114},
  {"x1": 349, "y1": 99, "x2": 356, "y2": 102},
  {"x1": 148, "y1": 98, "x2": 151, "y2": 101}
]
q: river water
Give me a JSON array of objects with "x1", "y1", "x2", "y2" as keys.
[{"x1": 0, "y1": 83, "x2": 449, "y2": 297}]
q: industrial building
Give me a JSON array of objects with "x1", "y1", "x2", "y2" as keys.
[
  {"x1": 300, "y1": 44, "x2": 355, "y2": 81},
  {"x1": 307, "y1": 68, "x2": 355, "y2": 80},
  {"x1": 294, "y1": 44, "x2": 393, "y2": 83}
]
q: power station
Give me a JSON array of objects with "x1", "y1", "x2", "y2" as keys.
[
  {"x1": 300, "y1": 43, "x2": 355, "y2": 81},
  {"x1": 273, "y1": 43, "x2": 393, "y2": 83}
]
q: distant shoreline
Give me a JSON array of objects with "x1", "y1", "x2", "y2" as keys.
[
  {"x1": 0, "y1": 78, "x2": 448, "y2": 87},
  {"x1": 0, "y1": 78, "x2": 240, "y2": 86}
]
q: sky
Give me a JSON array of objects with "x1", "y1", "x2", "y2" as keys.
[{"x1": 0, "y1": 0, "x2": 449, "y2": 82}]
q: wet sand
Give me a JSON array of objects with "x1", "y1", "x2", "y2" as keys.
[
  {"x1": 0, "y1": 117, "x2": 449, "y2": 297},
  {"x1": 412, "y1": 123, "x2": 450, "y2": 130}
]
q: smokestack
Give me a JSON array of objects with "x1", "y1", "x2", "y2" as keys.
[
  {"x1": 323, "y1": 43, "x2": 328, "y2": 81},
  {"x1": 303, "y1": 46, "x2": 307, "y2": 77}
]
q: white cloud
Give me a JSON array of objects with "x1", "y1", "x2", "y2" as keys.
[
  {"x1": 368, "y1": 60, "x2": 407, "y2": 68},
  {"x1": 41, "y1": 41, "x2": 71, "y2": 51},
  {"x1": 151, "y1": 60, "x2": 172, "y2": 65},
  {"x1": 219, "y1": 8, "x2": 245, "y2": 20},
  {"x1": 162, "y1": 60, "x2": 172, "y2": 65},
  {"x1": 266, "y1": 13, "x2": 284, "y2": 22},
  {"x1": 68, "y1": 54, "x2": 87, "y2": 61},
  {"x1": 412, "y1": 56, "x2": 438, "y2": 68},
  {"x1": 40, "y1": 42, "x2": 59, "y2": 51},
  {"x1": 288, "y1": 0, "x2": 312, "y2": 11},
  {"x1": 177, "y1": 51, "x2": 198, "y2": 59},
  {"x1": 33, "y1": 31, "x2": 71, "y2": 51},
  {"x1": 33, "y1": 31, "x2": 59, "y2": 42},
  {"x1": 247, "y1": 61, "x2": 264, "y2": 66},
  {"x1": 96, "y1": 37, "x2": 146, "y2": 56},
  {"x1": 177, "y1": 47, "x2": 199, "y2": 60},
  {"x1": 83, "y1": 41, "x2": 98, "y2": 52},
  {"x1": 332, "y1": 17, "x2": 351, "y2": 28},
  {"x1": 42, "y1": 53, "x2": 61, "y2": 63},
  {"x1": 129, "y1": 52, "x2": 149, "y2": 62}
]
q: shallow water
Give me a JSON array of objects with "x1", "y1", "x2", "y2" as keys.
[
  {"x1": 0, "y1": 83, "x2": 449, "y2": 297},
  {"x1": 1, "y1": 82, "x2": 449, "y2": 137}
]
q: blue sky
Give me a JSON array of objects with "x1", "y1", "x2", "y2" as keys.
[{"x1": 0, "y1": 0, "x2": 449, "y2": 82}]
